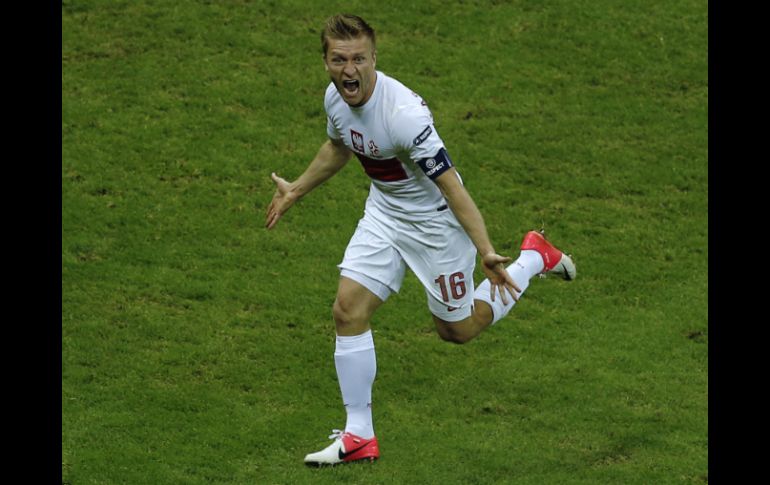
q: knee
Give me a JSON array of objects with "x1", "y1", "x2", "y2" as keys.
[
  {"x1": 438, "y1": 329, "x2": 473, "y2": 345},
  {"x1": 434, "y1": 315, "x2": 479, "y2": 345},
  {"x1": 333, "y1": 294, "x2": 366, "y2": 331}
]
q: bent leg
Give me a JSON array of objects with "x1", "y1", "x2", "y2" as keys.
[
  {"x1": 433, "y1": 249, "x2": 546, "y2": 344},
  {"x1": 433, "y1": 300, "x2": 494, "y2": 344}
]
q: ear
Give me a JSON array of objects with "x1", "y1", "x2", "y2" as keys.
[
  {"x1": 323, "y1": 55, "x2": 329, "y2": 72},
  {"x1": 372, "y1": 50, "x2": 377, "y2": 67}
]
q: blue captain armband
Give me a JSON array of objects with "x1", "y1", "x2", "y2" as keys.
[{"x1": 416, "y1": 147, "x2": 454, "y2": 180}]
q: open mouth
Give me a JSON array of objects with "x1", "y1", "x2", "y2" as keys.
[{"x1": 342, "y1": 79, "x2": 360, "y2": 95}]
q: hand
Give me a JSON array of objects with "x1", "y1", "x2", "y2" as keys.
[
  {"x1": 481, "y1": 252, "x2": 521, "y2": 305},
  {"x1": 265, "y1": 172, "x2": 296, "y2": 229}
]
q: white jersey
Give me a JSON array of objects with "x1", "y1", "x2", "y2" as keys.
[{"x1": 325, "y1": 71, "x2": 456, "y2": 221}]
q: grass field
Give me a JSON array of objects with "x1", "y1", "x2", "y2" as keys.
[{"x1": 62, "y1": 0, "x2": 707, "y2": 483}]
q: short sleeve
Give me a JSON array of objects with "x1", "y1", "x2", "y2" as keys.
[
  {"x1": 324, "y1": 83, "x2": 342, "y2": 141},
  {"x1": 327, "y1": 115, "x2": 341, "y2": 141},
  {"x1": 390, "y1": 104, "x2": 445, "y2": 162}
]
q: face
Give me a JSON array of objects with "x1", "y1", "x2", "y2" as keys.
[{"x1": 324, "y1": 36, "x2": 377, "y2": 107}]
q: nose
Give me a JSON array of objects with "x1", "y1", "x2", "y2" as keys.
[{"x1": 343, "y1": 61, "x2": 357, "y2": 77}]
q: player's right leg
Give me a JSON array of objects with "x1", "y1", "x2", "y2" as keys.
[
  {"x1": 305, "y1": 213, "x2": 405, "y2": 467},
  {"x1": 305, "y1": 275, "x2": 385, "y2": 467}
]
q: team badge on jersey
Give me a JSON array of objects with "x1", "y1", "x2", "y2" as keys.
[
  {"x1": 350, "y1": 129, "x2": 365, "y2": 153},
  {"x1": 368, "y1": 140, "x2": 380, "y2": 156}
]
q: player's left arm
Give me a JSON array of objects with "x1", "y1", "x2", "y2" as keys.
[
  {"x1": 434, "y1": 167, "x2": 521, "y2": 303},
  {"x1": 392, "y1": 103, "x2": 520, "y2": 303}
]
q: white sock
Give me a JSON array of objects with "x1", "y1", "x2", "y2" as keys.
[
  {"x1": 334, "y1": 330, "x2": 376, "y2": 439},
  {"x1": 474, "y1": 250, "x2": 544, "y2": 325}
]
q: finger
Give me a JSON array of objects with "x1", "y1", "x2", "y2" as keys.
[
  {"x1": 272, "y1": 172, "x2": 288, "y2": 189},
  {"x1": 265, "y1": 205, "x2": 279, "y2": 228},
  {"x1": 507, "y1": 285, "x2": 519, "y2": 302},
  {"x1": 500, "y1": 271, "x2": 518, "y2": 290},
  {"x1": 507, "y1": 280, "x2": 521, "y2": 300},
  {"x1": 266, "y1": 212, "x2": 279, "y2": 230},
  {"x1": 266, "y1": 195, "x2": 280, "y2": 217},
  {"x1": 499, "y1": 285, "x2": 509, "y2": 306}
]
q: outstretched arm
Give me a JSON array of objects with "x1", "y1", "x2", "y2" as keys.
[
  {"x1": 434, "y1": 167, "x2": 521, "y2": 304},
  {"x1": 265, "y1": 138, "x2": 352, "y2": 229}
]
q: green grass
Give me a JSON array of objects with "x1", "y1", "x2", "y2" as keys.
[{"x1": 62, "y1": 0, "x2": 707, "y2": 483}]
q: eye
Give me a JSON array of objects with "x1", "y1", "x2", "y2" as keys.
[{"x1": 355, "y1": 56, "x2": 365, "y2": 64}]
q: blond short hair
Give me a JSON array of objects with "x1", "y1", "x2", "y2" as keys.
[{"x1": 321, "y1": 14, "x2": 376, "y2": 57}]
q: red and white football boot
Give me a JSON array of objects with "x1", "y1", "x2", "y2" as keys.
[
  {"x1": 520, "y1": 230, "x2": 576, "y2": 280},
  {"x1": 304, "y1": 429, "x2": 380, "y2": 467}
]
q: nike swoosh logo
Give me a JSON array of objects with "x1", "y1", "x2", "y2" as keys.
[
  {"x1": 562, "y1": 263, "x2": 572, "y2": 281},
  {"x1": 447, "y1": 306, "x2": 459, "y2": 312},
  {"x1": 338, "y1": 441, "x2": 367, "y2": 460}
]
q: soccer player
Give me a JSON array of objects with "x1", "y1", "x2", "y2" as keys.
[{"x1": 265, "y1": 14, "x2": 576, "y2": 466}]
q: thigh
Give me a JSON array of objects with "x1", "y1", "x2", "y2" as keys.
[
  {"x1": 396, "y1": 213, "x2": 477, "y2": 322},
  {"x1": 337, "y1": 215, "x2": 407, "y2": 296}
]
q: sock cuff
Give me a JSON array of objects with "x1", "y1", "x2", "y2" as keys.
[{"x1": 335, "y1": 330, "x2": 374, "y2": 354}]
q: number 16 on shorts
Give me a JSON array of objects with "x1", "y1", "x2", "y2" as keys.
[{"x1": 434, "y1": 272, "x2": 467, "y2": 302}]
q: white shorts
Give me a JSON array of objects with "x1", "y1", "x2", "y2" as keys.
[{"x1": 338, "y1": 204, "x2": 477, "y2": 322}]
